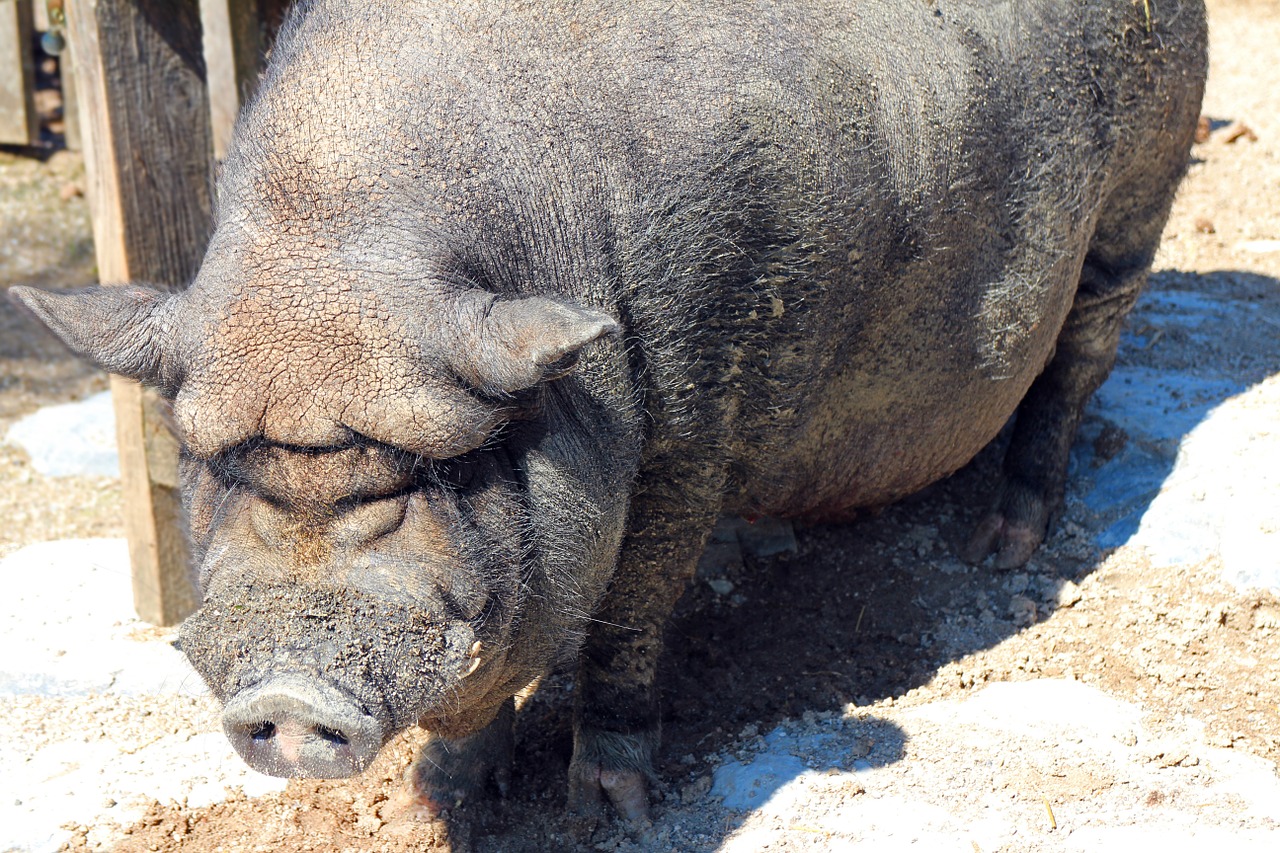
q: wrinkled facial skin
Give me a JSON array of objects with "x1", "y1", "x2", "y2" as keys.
[
  {"x1": 176, "y1": 428, "x2": 531, "y2": 777},
  {"x1": 158, "y1": 278, "x2": 624, "y2": 780},
  {"x1": 11, "y1": 257, "x2": 626, "y2": 780}
]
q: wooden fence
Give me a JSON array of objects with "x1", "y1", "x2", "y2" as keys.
[
  {"x1": 61, "y1": 0, "x2": 289, "y2": 625},
  {"x1": 0, "y1": 0, "x2": 38, "y2": 146}
]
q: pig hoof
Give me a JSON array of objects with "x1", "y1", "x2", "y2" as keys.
[
  {"x1": 568, "y1": 761, "x2": 650, "y2": 821},
  {"x1": 962, "y1": 515, "x2": 1040, "y2": 569},
  {"x1": 962, "y1": 481, "x2": 1050, "y2": 569},
  {"x1": 568, "y1": 728, "x2": 654, "y2": 821},
  {"x1": 961, "y1": 512, "x2": 1044, "y2": 569}
]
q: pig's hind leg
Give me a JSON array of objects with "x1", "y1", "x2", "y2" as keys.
[{"x1": 963, "y1": 155, "x2": 1191, "y2": 569}]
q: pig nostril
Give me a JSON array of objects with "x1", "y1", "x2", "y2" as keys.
[
  {"x1": 222, "y1": 675, "x2": 384, "y2": 777},
  {"x1": 315, "y1": 725, "x2": 350, "y2": 747}
]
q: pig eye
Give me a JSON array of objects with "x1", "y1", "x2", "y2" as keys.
[
  {"x1": 205, "y1": 447, "x2": 253, "y2": 489},
  {"x1": 423, "y1": 441, "x2": 511, "y2": 492},
  {"x1": 424, "y1": 452, "x2": 478, "y2": 491}
]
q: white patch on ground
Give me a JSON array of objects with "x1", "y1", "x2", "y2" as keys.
[
  {"x1": 1073, "y1": 284, "x2": 1280, "y2": 593},
  {"x1": 713, "y1": 679, "x2": 1280, "y2": 851},
  {"x1": 0, "y1": 539, "x2": 195, "y2": 697},
  {"x1": 1235, "y1": 239, "x2": 1280, "y2": 254},
  {"x1": 1128, "y1": 377, "x2": 1280, "y2": 588},
  {"x1": 4, "y1": 391, "x2": 119, "y2": 478},
  {"x1": 0, "y1": 540, "x2": 286, "y2": 853}
]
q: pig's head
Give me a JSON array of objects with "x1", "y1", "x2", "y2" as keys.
[{"x1": 11, "y1": 264, "x2": 626, "y2": 779}]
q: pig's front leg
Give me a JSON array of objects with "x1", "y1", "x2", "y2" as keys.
[
  {"x1": 405, "y1": 697, "x2": 515, "y2": 815},
  {"x1": 567, "y1": 460, "x2": 726, "y2": 821}
]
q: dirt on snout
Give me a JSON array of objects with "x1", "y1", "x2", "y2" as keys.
[{"x1": 1, "y1": 1, "x2": 1278, "y2": 851}]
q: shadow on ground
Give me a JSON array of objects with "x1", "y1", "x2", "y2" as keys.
[{"x1": 430, "y1": 268, "x2": 1280, "y2": 850}]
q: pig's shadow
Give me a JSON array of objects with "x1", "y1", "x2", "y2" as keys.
[
  {"x1": 463, "y1": 269, "x2": 1280, "y2": 849},
  {"x1": 660, "y1": 269, "x2": 1278, "y2": 833}
]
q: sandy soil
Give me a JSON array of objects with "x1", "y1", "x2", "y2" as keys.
[{"x1": 1, "y1": 1, "x2": 1278, "y2": 851}]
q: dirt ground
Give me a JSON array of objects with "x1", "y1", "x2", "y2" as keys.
[{"x1": 2, "y1": 1, "x2": 1278, "y2": 851}]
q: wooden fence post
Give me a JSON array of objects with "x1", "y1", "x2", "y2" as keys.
[
  {"x1": 65, "y1": 0, "x2": 214, "y2": 626},
  {"x1": 200, "y1": 0, "x2": 267, "y2": 158},
  {"x1": 0, "y1": 0, "x2": 38, "y2": 146}
]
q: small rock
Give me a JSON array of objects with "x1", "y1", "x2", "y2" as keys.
[
  {"x1": 1194, "y1": 114, "x2": 1212, "y2": 143},
  {"x1": 1206, "y1": 730, "x2": 1235, "y2": 748},
  {"x1": 847, "y1": 737, "x2": 873, "y2": 759},
  {"x1": 354, "y1": 813, "x2": 383, "y2": 834},
  {"x1": 1253, "y1": 603, "x2": 1280, "y2": 630},
  {"x1": 1194, "y1": 217, "x2": 1216, "y2": 234},
  {"x1": 737, "y1": 516, "x2": 799, "y2": 557},
  {"x1": 1055, "y1": 580, "x2": 1083, "y2": 608},
  {"x1": 1146, "y1": 745, "x2": 1194, "y2": 768},
  {"x1": 697, "y1": 540, "x2": 744, "y2": 579},
  {"x1": 59, "y1": 182, "x2": 84, "y2": 201},
  {"x1": 1092, "y1": 423, "x2": 1129, "y2": 463},
  {"x1": 1009, "y1": 595, "x2": 1038, "y2": 626},
  {"x1": 707, "y1": 578, "x2": 735, "y2": 596},
  {"x1": 680, "y1": 775, "x2": 712, "y2": 804},
  {"x1": 836, "y1": 777, "x2": 866, "y2": 796}
]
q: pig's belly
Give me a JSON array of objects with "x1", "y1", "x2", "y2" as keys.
[
  {"x1": 740, "y1": 350, "x2": 1047, "y2": 521},
  {"x1": 733, "y1": 219, "x2": 1085, "y2": 519}
]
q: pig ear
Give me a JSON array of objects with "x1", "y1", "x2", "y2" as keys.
[
  {"x1": 461, "y1": 295, "x2": 619, "y2": 395},
  {"x1": 9, "y1": 284, "x2": 181, "y2": 388}
]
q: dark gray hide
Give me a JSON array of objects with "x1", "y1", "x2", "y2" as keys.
[{"x1": 13, "y1": 0, "x2": 1206, "y2": 823}]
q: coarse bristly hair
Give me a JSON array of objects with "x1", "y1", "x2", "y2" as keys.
[{"x1": 14, "y1": 0, "x2": 1206, "y2": 799}]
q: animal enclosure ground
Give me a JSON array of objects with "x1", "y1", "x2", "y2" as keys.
[{"x1": 1, "y1": 1, "x2": 1278, "y2": 851}]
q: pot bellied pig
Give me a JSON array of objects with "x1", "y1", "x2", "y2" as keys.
[{"x1": 15, "y1": 0, "x2": 1206, "y2": 822}]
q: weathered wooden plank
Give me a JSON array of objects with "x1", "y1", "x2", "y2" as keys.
[
  {"x1": 201, "y1": 0, "x2": 262, "y2": 158},
  {"x1": 66, "y1": 0, "x2": 215, "y2": 626},
  {"x1": 0, "y1": 0, "x2": 38, "y2": 146},
  {"x1": 200, "y1": 0, "x2": 291, "y2": 158},
  {"x1": 60, "y1": 37, "x2": 81, "y2": 151}
]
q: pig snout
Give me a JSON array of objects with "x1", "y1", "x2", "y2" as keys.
[{"x1": 221, "y1": 674, "x2": 384, "y2": 778}]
